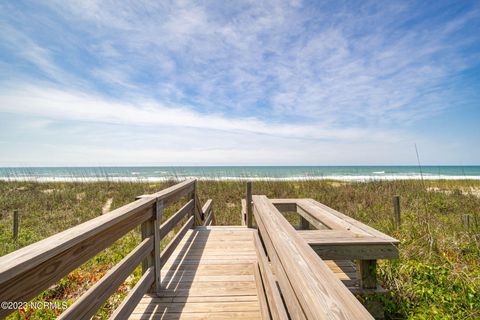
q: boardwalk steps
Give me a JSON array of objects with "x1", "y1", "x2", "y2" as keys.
[{"x1": 0, "y1": 179, "x2": 399, "y2": 319}]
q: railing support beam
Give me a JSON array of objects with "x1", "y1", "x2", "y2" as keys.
[{"x1": 154, "y1": 200, "x2": 164, "y2": 295}]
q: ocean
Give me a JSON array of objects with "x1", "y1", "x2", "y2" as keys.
[{"x1": 0, "y1": 166, "x2": 479, "y2": 182}]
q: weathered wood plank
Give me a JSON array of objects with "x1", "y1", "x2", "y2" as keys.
[
  {"x1": 110, "y1": 267, "x2": 154, "y2": 320},
  {"x1": 299, "y1": 230, "x2": 399, "y2": 259},
  {"x1": 160, "y1": 264, "x2": 254, "y2": 275},
  {"x1": 195, "y1": 226, "x2": 250, "y2": 230},
  {"x1": 300, "y1": 198, "x2": 398, "y2": 241},
  {"x1": 134, "y1": 227, "x2": 260, "y2": 319},
  {"x1": 163, "y1": 259, "x2": 257, "y2": 267},
  {"x1": 253, "y1": 231, "x2": 289, "y2": 320},
  {"x1": 310, "y1": 243, "x2": 398, "y2": 260},
  {"x1": 163, "y1": 274, "x2": 255, "y2": 284},
  {"x1": 254, "y1": 203, "x2": 306, "y2": 320},
  {"x1": 204, "y1": 213, "x2": 213, "y2": 226},
  {"x1": 159, "y1": 283, "x2": 258, "y2": 297},
  {"x1": 0, "y1": 180, "x2": 209, "y2": 319},
  {"x1": 299, "y1": 230, "x2": 380, "y2": 244},
  {"x1": 0, "y1": 205, "x2": 153, "y2": 318},
  {"x1": 296, "y1": 205, "x2": 330, "y2": 230},
  {"x1": 202, "y1": 199, "x2": 213, "y2": 216},
  {"x1": 128, "y1": 311, "x2": 261, "y2": 320},
  {"x1": 253, "y1": 195, "x2": 373, "y2": 319},
  {"x1": 161, "y1": 281, "x2": 258, "y2": 292},
  {"x1": 159, "y1": 199, "x2": 194, "y2": 240},
  {"x1": 59, "y1": 237, "x2": 153, "y2": 320},
  {"x1": 141, "y1": 217, "x2": 155, "y2": 276},
  {"x1": 0, "y1": 197, "x2": 153, "y2": 282},
  {"x1": 160, "y1": 216, "x2": 194, "y2": 268},
  {"x1": 153, "y1": 201, "x2": 163, "y2": 294},
  {"x1": 137, "y1": 179, "x2": 195, "y2": 207},
  {"x1": 253, "y1": 262, "x2": 271, "y2": 320},
  {"x1": 139, "y1": 295, "x2": 258, "y2": 303},
  {"x1": 132, "y1": 301, "x2": 260, "y2": 314}
]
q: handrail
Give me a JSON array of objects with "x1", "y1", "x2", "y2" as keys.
[
  {"x1": 253, "y1": 195, "x2": 374, "y2": 320},
  {"x1": 202, "y1": 199, "x2": 214, "y2": 226},
  {"x1": 0, "y1": 179, "x2": 200, "y2": 319}
]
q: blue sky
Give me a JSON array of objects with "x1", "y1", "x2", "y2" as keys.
[{"x1": 0, "y1": 0, "x2": 479, "y2": 166}]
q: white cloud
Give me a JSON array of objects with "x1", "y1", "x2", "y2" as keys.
[
  {"x1": 0, "y1": 1, "x2": 479, "y2": 165},
  {"x1": 0, "y1": 82, "x2": 401, "y2": 142}
]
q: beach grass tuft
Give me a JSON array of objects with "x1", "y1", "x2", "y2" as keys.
[{"x1": 0, "y1": 179, "x2": 479, "y2": 319}]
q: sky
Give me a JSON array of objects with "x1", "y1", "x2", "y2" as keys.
[{"x1": 0, "y1": 0, "x2": 479, "y2": 166}]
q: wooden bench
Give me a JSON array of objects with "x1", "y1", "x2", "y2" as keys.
[
  {"x1": 270, "y1": 198, "x2": 399, "y2": 292},
  {"x1": 251, "y1": 195, "x2": 376, "y2": 319}
]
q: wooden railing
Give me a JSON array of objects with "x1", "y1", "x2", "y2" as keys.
[
  {"x1": 0, "y1": 179, "x2": 214, "y2": 319},
  {"x1": 252, "y1": 195, "x2": 374, "y2": 319}
]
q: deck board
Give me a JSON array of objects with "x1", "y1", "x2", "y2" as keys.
[
  {"x1": 133, "y1": 226, "x2": 262, "y2": 320},
  {"x1": 134, "y1": 227, "x2": 365, "y2": 319}
]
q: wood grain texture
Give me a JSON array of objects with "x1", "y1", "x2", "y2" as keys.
[
  {"x1": 0, "y1": 206, "x2": 153, "y2": 318},
  {"x1": 296, "y1": 205, "x2": 330, "y2": 230},
  {"x1": 253, "y1": 231, "x2": 289, "y2": 320},
  {"x1": 110, "y1": 267, "x2": 154, "y2": 320},
  {"x1": 254, "y1": 202, "x2": 307, "y2": 320},
  {"x1": 160, "y1": 216, "x2": 194, "y2": 268},
  {"x1": 202, "y1": 199, "x2": 213, "y2": 217},
  {"x1": 310, "y1": 244, "x2": 398, "y2": 260},
  {"x1": 132, "y1": 226, "x2": 261, "y2": 320},
  {"x1": 59, "y1": 237, "x2": 153, "y2": 320},
  {"x1": 154, "y1": 201, "x2": 163, "y2": 294},
  {"x1": 202, "y1": 199, "x2": 213, "y2": 226},
  {"x1": 137, "y1": 179, "x2": 195, "y2": 207},
  {"x1": 0, "y1": 197, "x2": 153, "y2": 282},
  {"x1": 159, "y1": 199, "x2": 194, "y2": 240},
  {"x1": 141, "y1": 217, "x2": 155, "y2": 276},
  {"x1": 299, "y1": 230, "x2": 399, "y2": 259},
  {"x1": 253, "y1": 262, "x2": 271, "y2": 320},
  {"x1": 253, "y1": 195, "x2": 374, "y2": 319},
  {"x1": 299, "y1": 199, "x2": 398, "y2": 242}
]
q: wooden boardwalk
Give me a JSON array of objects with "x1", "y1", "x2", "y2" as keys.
[
  {"x1": 131, "y1": 227, "x2": 261, "y2": 319},
  {"x1": 130, "y1": 227, "x2": 364, "y2": 320},
  {"x1": 0, "y1": 179, "x2": 399, "y2": 320}
]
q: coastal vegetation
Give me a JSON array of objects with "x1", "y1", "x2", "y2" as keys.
[{"x1": 0, "y1": 179, "x2": 479, "y2": 319}]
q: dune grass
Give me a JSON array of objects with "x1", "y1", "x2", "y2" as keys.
[{"x1": 0, "y1": 179, "x2": 479, "y2": 319}]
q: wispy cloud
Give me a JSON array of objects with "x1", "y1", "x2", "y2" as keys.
[
  {"x1": 0, "y1": 0, "x2": 479, "y2": 165},
  {"x1": 0, "y1": 82, "x2": 400, "y2": 142}
]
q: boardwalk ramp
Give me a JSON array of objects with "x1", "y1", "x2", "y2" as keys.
[{"x1": 0, "y1": 179, "x2": 399, "y2": 319}]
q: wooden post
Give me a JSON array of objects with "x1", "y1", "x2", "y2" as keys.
[
  {"x1": 463, "y1": 214, "x2": 471, "y2": 229},
  {"x1": 246, "y1": 182, "x2": 253, "y2": 228},
  {"x1": 154, "y1": 200, "x2": 163, "y2": 295},
  {"x1": 139, "y1": 195, "x2": 155, "y2": 293},
  {"x1": 393, "y1": 195, "x2": 401, "y2": 229},
  {"x1": 13, "y1": 210, "x2": 19, "y2": 240},
  {"x1": 193, "y1": 180, "x2": 198, "y2": 226},
  {"x1": 356, "y1": 259, "x2": 377, "y2": 289}
]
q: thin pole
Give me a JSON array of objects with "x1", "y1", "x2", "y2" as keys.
[
  {"x1": 13, "y1": 210, "x2": 19, "y2": 240},
  {"x1": 393, "y1": 196, "x2": 401, "y2": 229}
]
